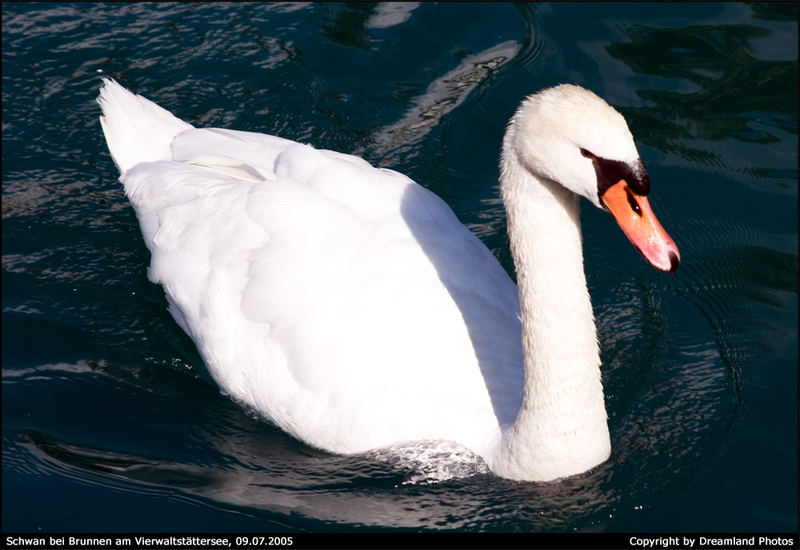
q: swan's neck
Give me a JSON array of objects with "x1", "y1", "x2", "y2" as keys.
[{"x1": 492, "y1": 149, "x2": 611, "y2": 481}]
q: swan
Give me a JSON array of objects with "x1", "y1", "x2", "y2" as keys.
[{"x1": 97, "y1": 79, "x2": 679, "y2": 482}]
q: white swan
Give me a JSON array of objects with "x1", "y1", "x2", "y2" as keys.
[{"x1": 98, "y1": 79, "x2": 679, "y2": 482}]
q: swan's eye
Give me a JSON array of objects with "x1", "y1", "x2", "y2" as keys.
[
  {"x1": 580, "y1": 148, "x2": 595, "y2": 159},
  {"x1": 626, "y1": 187, "x2": 642, "y2": 216}
]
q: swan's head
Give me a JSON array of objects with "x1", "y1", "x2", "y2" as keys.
[{"x1": 503, "y1": 84, "x2": 679, "y2": 272}]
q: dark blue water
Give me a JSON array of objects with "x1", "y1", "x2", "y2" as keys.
[{"x1": 2, "y1": 2, "x2": 797, "y2": 534}]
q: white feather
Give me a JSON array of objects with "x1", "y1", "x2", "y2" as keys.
[{"x1": 97, "y1": 79, "x2": 650, "y2": 481}]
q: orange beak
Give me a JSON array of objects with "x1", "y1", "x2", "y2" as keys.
[{"x1": 600, "y1": 180, "x2": 680, "y2": 273}]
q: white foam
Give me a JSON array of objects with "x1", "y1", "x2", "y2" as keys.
[{"x1": 367, "y1": 440, "x2": 489, "y2": 484}]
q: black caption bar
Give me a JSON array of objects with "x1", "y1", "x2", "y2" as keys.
[{"x1": 2, "y1": 533, "x2": 798, "y2": 550}]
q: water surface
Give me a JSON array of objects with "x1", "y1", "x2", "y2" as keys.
[{"x1": 2, "y1": 1, "x2": 797, "y2": 533}]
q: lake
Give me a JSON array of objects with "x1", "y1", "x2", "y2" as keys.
[{"x1": 2, "y1": 1, "x2": 797, "y2": 537}]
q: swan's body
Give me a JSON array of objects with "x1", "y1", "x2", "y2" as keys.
[{"x1": 98, "y1": 79, "x2": 678, "y2": 481}]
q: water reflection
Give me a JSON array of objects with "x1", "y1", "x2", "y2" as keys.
[
  {"x1": 365, "y1": 40, "x2": 521, "y2": 165},
  {"x1": 603, "y1": 3, "x2": 797, "y2": 181},
  {"x1": 316, "y1": 2, "x2": 421, "y2": 49},
  {"x1": 10, "y1": 424, "x2": 612, "y2": 530}
]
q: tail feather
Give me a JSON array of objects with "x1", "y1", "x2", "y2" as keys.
[{"x1": 97, "y1": 78, "x2": 193, "y2": 174}]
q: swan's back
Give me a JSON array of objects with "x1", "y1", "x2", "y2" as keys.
[{"x1": 98, "y1": 79, "x2": 523, "y2": 458}]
